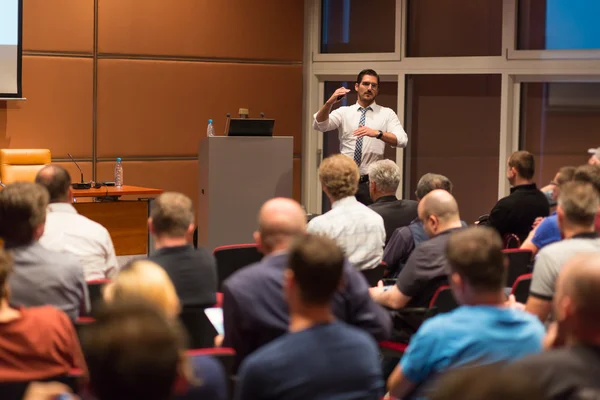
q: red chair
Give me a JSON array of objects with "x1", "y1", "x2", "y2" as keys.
[
  {"x1": 213, "y1": 244, "x2": 263, "y2": 290},
  {"x1": 181, "y1": 348, "x2": 236, "y2": 397},
  {"x1": 510, "y1": 273, "x2": 532, "y2": 304},
  {"x1": 361, "y1": 262, "x2": 387, "y2": 287},
  {"x1": 86, "y1": 279, "x2": 111, "y2": 316},
  {"x1": 378, "y1": 340, "x2": 408, "y2": 358},
  {"x1": 214, "y1": 292, "x2": 223, "y2": 308},
  {"x1": 503, "y1": 249, "x2": 533, "y2": 287},
  {"x1": 429, "y1": 285, "x2": 457, "y2": 314},
  {"x1": 503, "y1": 233, "x2": 521, "y2": 249}
]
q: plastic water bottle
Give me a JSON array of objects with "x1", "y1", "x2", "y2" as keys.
[
  {"x1": 114, "y1": 157, "x2": 123, "y2": 188},
  {"x1": 207, "y1": 119, "x2": 215, "y2": 137}
]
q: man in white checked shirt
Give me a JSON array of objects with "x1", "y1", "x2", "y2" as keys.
[{"x1": 313, "y1": 69, "x2": 408, "y2": 205}]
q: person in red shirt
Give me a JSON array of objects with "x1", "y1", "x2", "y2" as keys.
[{"x1": 0, "y1": 248, "x2": 86, "y2": 382}]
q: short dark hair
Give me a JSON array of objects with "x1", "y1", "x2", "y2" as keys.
[
  {"x1": 35, "y1": 165, "x2": 71, "y2": 203},
  {"x1": 508, "y1": 151, "x2": 535, "y2": 180},
  {"x1": 0, "y1": 249, "x2": 13, "y2": 300},
  {"x1": 0, "y1": 182, "x2": 49, "y2": 248},
  {"x1": 288, "y1": 234, "x2": 344, "y2": 306},
  {"x1": 446, "y1": 227, "x2": 506, "y2": 292},
  {"x1": 556, "y1": 166, "x2": 576, "y2": 187},
  {"x1": 415, "y1": 173, "x2": 453, "y2": 200},
  {"x1": 82, "y1": 301, "x2": 185, "y2": 400},
  {"x1": 574, "y1": 164, "x2": 600, "y2": 196},
  {"x1": 356, "y1": 69, "x2": 380, "y2": 86}
]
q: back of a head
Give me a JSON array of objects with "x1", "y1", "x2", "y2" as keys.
[
  {"x1": 446, "y1": 226, "x2": 506, "y2": 292},
  {"x1": 82, "y1": 301, "x2": 183, "y2": 400},
  {"x1": 0, "y1": 248, "x2": 12, "y2": 300},
  {"x1": 430, "y1": 364, "x2": 544, "y2": 400},
  {"x1": 574, "y1": 164, "x2": 600, "y2": 197},
  {"x1": 368, "y1": 159, "x2": 401, "y2": 194},
  {"x1": 509, "y1": 151, "x2": 535, "y2": 180},
  {"x1": 556, "y1": 166, "x2": 576, "y2": 187},
  {"x1": 258, "y1": 198, "x2": 307, "y2": 252},
  {"x1": 420, "y1": 189, "x2": 460, "y2": 224},
  {"x1": 318, "y1": 154, "x2": 359, "y2": 201},
  {"x1": 105, "y1": 260, "x2": 180, "y2": 318},
  {"x1": 0, "y1": 182, "x2": 49, "y2": 248},
  {"x1": 415, "y1": 173, "x2": 453, "y2": 200},
  {"x1": 150, "y1": 192, "x2": 194, "y2": 238},
  {"x1": 558, "y1": 181, "x2": 600, "y2": 227},
  {"x1": 560, "y1": 253, "x2": 600, "y2": 332},
  {"x1": 288, "y1": 234, "x2": 344, "y2": 306},
  {"x1": 34, "y1": 165, "x2": 71, "y2": 203}
]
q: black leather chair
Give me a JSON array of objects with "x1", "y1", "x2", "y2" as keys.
[
  {"x1": 360, "y1": 262, "x2": 386, "y2": 287},
  {"x1": 510, "y1": 273, "x2": 532, "y2": 304},
  {"x1": 178, "y1": 307, "x2": 218, "y2": 349},
  {"x1": 213, "y1": 244, "x2": 263, "y2": 290},
  {"x1": 503, "y1": 249, "x2": 533, "y2": 287}
]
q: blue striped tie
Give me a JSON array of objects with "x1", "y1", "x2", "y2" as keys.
[{"x1": 353, "y1": 106, "x2": 371, "y2": 166}]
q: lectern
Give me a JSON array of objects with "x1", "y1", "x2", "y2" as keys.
[{"x1": 197, "y1": 136, "x2": 293, "y2": 251}]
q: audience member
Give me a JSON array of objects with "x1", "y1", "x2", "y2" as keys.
[
  {"x1": 235, "y1": 234, "x2": 384, "y2": 400},
  {"x1": 480, "y1": 151, "x2": 550, "y2": 243},
  {"x1": 0, "y1": 248, "x2": 86, "y2": 381},
  {"x1": 0, "y1": 182, "x2": 89, "y2": 321},
  {"x1": 148, "y1": 192, "x2": 217, "y2": 308},
  {"x1": 82, "y1": 300, "x2": 226, "y2": 400},
  {"x1": 429, "y1": 364, "x2": 544, "y2": 400},
  {"x1": 104, "y1": 259, "x2": 180, "y2": 319},
  {"x1": 370, "y1": 190, "x2": 463, "y2": 311},
  {"x1": 223, "y1": 198, "x2": 391, "y2": 370},
  {"x1": 521, "y1": 166, "x2": 576, "y2": 257},
  {"x1": 538, "y1": 165, "x2": 576, "y2": 209},
  {"x1": 367, "y1": 160, "x2": 417, "y2": 244},
  {"x1": 383, "y1": 173, "x2": 455, "y2": 277},
  {"x1": 526, "y1": 182, "x2": 600, "y2": 321},
  {"x1": 511, "y1": 253, "x2": 600, "y2": 399},
  {"x1": 589, "y1": 146, "x2": 600, "y2": 166},
  {"x1": 572, "y1": 164, "x2": 600, "y2": 232},
  {"x1": 308, "y1": 154, "x2": 385, "y2": 270},
  {"x1": 386, "y1": 227, "x2": 544, "y2": 399},
  {"x1": 35, "y1": 165, "x2": 118, "y2": 280}
]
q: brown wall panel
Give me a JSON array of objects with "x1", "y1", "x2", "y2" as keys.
[
  {"x1": 96, "y1": 60, "x2": 302, "y2": 158},
  {"x1": 96, "y1": 160, "x2": 198, "y2": 207},
  {"x1": 23, "y1": 0, "x2": 94, "y2": 53},
  {"x1": 0, "y1": 57, "x2": 93, "y2": 158},
  {"x1": 98, "y1": 0, "x2": 303, "y2": 61},
  {"x1": 52, "y1": 161, "x2": 93, "y2": 186}
]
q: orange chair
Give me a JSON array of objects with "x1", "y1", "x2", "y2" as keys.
[{"x1": 0, "y1": 149, "x2": 51, "y2": 185}]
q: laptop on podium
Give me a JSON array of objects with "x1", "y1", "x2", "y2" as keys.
[{"x1": 227, "y1": 118, "x2": 275, "y2": 137}]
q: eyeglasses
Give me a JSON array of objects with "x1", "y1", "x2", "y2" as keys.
[{"x1": 360, "y1": 82, "x2": 378, "y2": 89}]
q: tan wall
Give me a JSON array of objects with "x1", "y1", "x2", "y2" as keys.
[{"x1": 0, "y1": 0, "x2": 304, "y2": 206}]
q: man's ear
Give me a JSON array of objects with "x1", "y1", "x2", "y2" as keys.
[
  {"x1": 33, "y1": 223, "x2": 45, "y2": 241},
  {"x1": 253, "y1": 231, "x2": 263, "y2": 251},
  {"x1": 355, "y1": 82, "x2": 360, "y2": 92},
  {"x1": 148, "y1": 218, "x2": 154, "y2": 234}
]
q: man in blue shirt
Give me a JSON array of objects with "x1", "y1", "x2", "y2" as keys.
[
  {"x1": 235, "y1": 234, "x2": 385, "y2": 400},
  {"x1": 387, "y1": 227, "x2": 545, "y2": 399}
]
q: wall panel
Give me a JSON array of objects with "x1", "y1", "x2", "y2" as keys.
[{"x1": 98, "y1": 0, "x2": 303, "y2": 61}]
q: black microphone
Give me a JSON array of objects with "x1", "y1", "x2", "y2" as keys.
[
  {"x1": 224, "y1": 112, "x2": 231, "y2": 136},
  {"x1": 68, "y1": 153, "x2": 91, "y2": 189},
  {"x1": 260, "y1": 112, "x2": 265, "y2": 118}
]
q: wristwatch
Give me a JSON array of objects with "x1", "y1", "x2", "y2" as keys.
[{"x1": 376, "y1": 130, "x2": 384, "y2": 140}]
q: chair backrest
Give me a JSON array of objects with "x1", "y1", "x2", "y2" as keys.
[
  {"x1": 503, "y1": 233, "x2": 521, "y2": 249},
  {"x1": 86, "y1": 279, "x2": 111, "y2": 316},
  {"x1": 178, "y1": 307, "x2": 218, "y2": 349},
  {"x1": 503, "y1": 249, "x2": 533, "y2": 287},
  {"x1": 360, "y1": 262, "x2": 386, "y2": 287},
  {"x1": 213, "y1": 244, "x2": 263, "y2": 290},
  {"x1": 510, "y1": 273, "x2": 533, "y2": 304},
  {"x1": 428, "y1": 285, "x2": 458, "y2": 314},
  {"x1": 0, "y1": 149, "x2": 51, "y2": 184}
]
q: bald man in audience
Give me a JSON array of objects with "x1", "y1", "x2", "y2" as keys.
[
  {"x1": 526, "y1": 182, "x2": 600, "y2": 322},
  {"x1": 370, "y1": 190, "x2": 463, "y2": 313},
  {"x1": 511, "y1": 253, "x2": 600, "y2": 399},
  {"x1": 222, "y1": 198, "x2": 391, "y2": 371}
]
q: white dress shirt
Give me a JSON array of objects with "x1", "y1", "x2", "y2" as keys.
[
  {"x1": 313, "y1": 101, "x2": 408, "y2": 174},
  {"x1": 39, "y1": 203, "x2": 119, "y2": 281},
  {"x1": 307, "y1": 196, "x2": 385, "y2": 270}
]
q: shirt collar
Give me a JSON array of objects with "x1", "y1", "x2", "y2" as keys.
[
  {"x1": 571, "y1": 232, "x2": 598, "y2": 240},
  {"x1": 374, "y1": 195, "x2": 398, "y2": 204},
  {"x1": 510, "y1": 183, "x2": 537, "y2": 193},
  {"x1": 47, "y1": 203, "x2": 78, "y2": 214},
  {"x1": 331, "y1": 196, "x2": 359, "y2": 209},
  {"x1": 354, "y1": 101, "x2": 378, "y2": 112}
]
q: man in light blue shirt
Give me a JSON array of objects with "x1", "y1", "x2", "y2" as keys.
[{"x1": 387, "y1": 227, "x2": 544, "y2": 399}]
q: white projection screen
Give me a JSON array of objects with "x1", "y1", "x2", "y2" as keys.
[{"x1": 0, "y1": 0, "x2": 22, "y2": 98}]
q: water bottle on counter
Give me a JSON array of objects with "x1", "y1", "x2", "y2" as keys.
[{"x1": 114, "y1": 157, "x2": 124, "y2": 188}]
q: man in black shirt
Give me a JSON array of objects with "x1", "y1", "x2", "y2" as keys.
[
  {"x1": 510, "y1": 253, "x2": 600, "y2": 400},
  {"x1": 148, "y1": 192, "x2": 217, "y2": 308},
  {"x1": 368, "y1": 160, "x2": 417, "y2": 245},
  {"x1": 481, "y1": 151, "x2": 549, "y2": 243}
]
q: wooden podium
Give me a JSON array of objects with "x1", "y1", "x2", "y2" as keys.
[
  {"x1": 73, "y1": 185, "x2": 163, "y2": 256},
  {"x1": 197, "y1": 136, "x2": 293, "y2": 251}
]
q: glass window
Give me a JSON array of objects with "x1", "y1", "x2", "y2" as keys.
[
  {"x1": 320, "y1": 0, "x2": 396, "y2": 54},
  {"x1": 321, "y1": 80, "x2": 398, "y2": 212},
  {"x1": 404, "y1": 75, "x2": 501, "y2": 224},
  {"x1": 406, "y1": 0, "x2": 502, "y2": 57},
  {"x1": 520, "y1": 82, "x2": 600, "y2": 187},
  {"x1": 518, "y1": 0, "x2": 600, "y2": 50}
]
